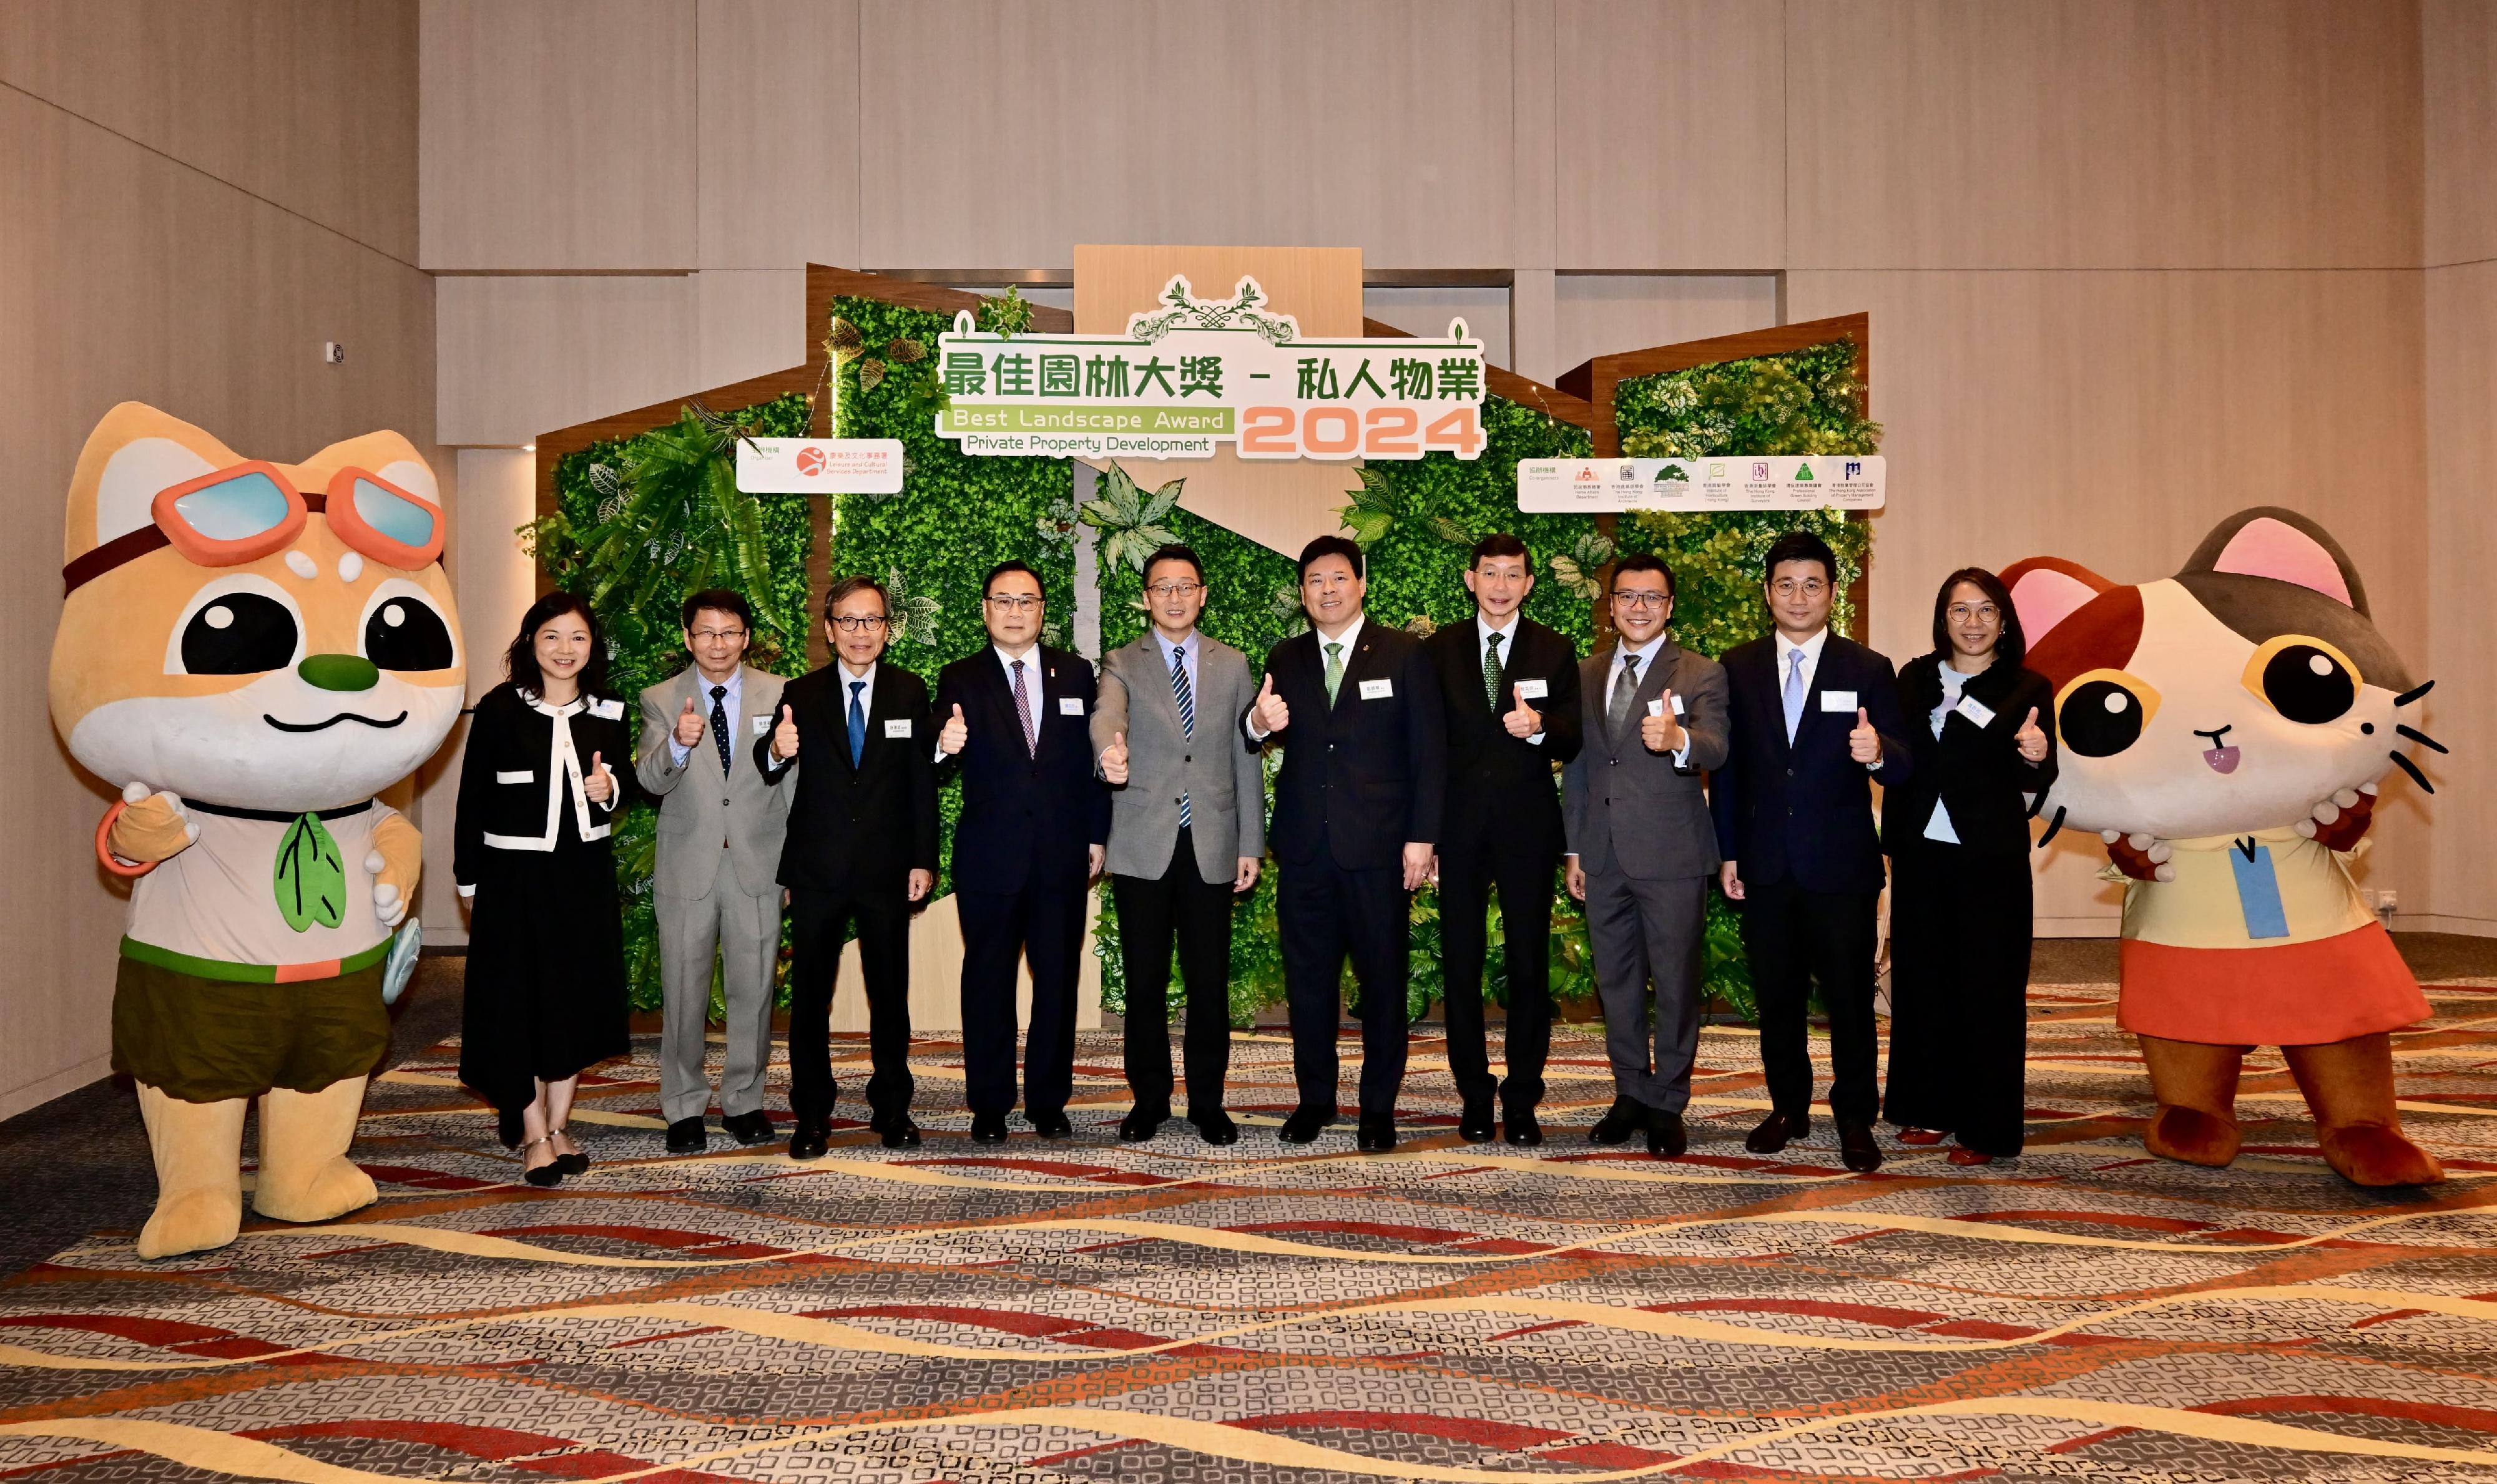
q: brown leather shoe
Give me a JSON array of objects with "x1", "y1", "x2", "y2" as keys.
[{"x1": 1744, "y1": 1111, "x2": 1808, "y2": 1154}]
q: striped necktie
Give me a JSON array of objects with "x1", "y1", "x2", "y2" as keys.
[{"x1": 1169, "y1": 643, "x2": 1194, "y2": 831}]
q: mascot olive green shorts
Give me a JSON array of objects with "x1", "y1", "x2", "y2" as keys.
[{"x1": 111, "y1": 953, "x2": 391, "y2": 1104}]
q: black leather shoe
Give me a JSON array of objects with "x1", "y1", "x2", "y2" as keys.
[
  {"x1": 1838, "y1": 1120, "x2": 1884, "y2": 1173},
  {"x1": 1029, "y1": 1109, "x2": 1073, "y2": 1140},
  {"x1": 1356, "y1": 1116, "x2": 1398, "y2": 1153},
  {"x1": 1646, "y1": 1108, "x2": 1688, "y2": 1159},
  {"x1": 1745, "y1": 1111, "x2": 1809, "y2": 1154},
  {"x1": 1278, "y1": 1106, "x2": 1335, "y2": 1144},
  {"x1": 1191, "y1": 1110, "x2": 1239, "y2": 1146},
  {"x1": 499, "y1": 1108, "x2": 526, "y2": 1150},
  {"x1": 1503, "y1": 1108, "x2": 1544, "y2": 1147},
  {"x1": 664, "y1": 1116, "x2": 707, "y2": 1154},
  {"x1": 787, "y1": 1122, "x2": 829, "y2": 1161},
  {"x1": 1589, "y1": 1096, "x2": 1644, "y2": 1146},
  {"x1": 720, "y1": 1110, "x2": 775, "y2": 1146},
  {"x1": 1120, "y1": 1107, "x2": 1167, "y2": 1143},
  {"x1": 970, "y1": 1111, "x2": 1009, "y2": 1144},
  {"x1": 1458, "y1": 1098, "x2": 1496, "y2": 1143},
  {"x1": 879, "y1": 1115, "x2": 921, "y2": 1150}
]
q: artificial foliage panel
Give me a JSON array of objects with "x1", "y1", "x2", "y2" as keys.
[{"x1": 537, "y1": 392, "x2": 816, "y2": 1012}]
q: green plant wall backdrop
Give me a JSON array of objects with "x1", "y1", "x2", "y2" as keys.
[{"x1": 534, "y1": 392, "x2": 817, "y2": 1013}]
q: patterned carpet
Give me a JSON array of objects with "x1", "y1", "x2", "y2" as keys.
[{"x1": 6, "y1": 979, "x2": 2497, "y2": 1482}]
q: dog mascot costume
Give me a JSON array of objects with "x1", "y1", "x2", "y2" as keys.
[
  {"x1": 2006, "y1": 507, "x2": 2443, "y2": 1188},
  {"x1": 50, "y1": 403, "x2": 465, "y2": 1257}
]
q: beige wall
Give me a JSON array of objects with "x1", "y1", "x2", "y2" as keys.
[{"x1": 4, "y1": 2, "x2": 438, "y2": 1118}]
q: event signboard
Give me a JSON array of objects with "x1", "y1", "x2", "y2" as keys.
[
  {"x1": 932, "y1": 275, "x2": 1486, "y2": 462},
  {"x1": 1516, "y1": 455, "x2": 1885, "y2": 512},
  {"x1": 734, "y1": 437, "x2": 906, "y2": 494}
]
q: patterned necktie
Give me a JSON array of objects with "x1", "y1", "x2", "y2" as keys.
[
  {"x1": 1323, "y1": 641, "x2": 1346, "y2": 705},
  {"x1": 709, "y1": 684, "x2": 732, "y2": 776},
  {"x1": 847, "y1": 680, "x2": 866, "y2": 769},
  {"x1": 1483, "y1": 630, "x2": 1505, "y2": 710},
  {"x1": 1011, "y1": 658, "x2": 1037, "y2": 756},
  {"x1": 1782, "y1": 647, "x2": 1807, "y2": 744},
  {"x1": 1169, "y1": 643, "x2": 1194, "y2": 831},
  {"x1": 1606, "y1": 652, "x2": 1641, "y2": 746}
]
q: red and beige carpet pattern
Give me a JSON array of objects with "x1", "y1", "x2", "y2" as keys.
[{"x1": 6, "y1": 980, "x2": 2497, "y2": 1482}]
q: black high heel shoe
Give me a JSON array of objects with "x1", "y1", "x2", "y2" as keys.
[
  {"x1": 521, "y1": 1138, "x2": 563, "y2": 1188},
  {"x1": 549, "y1": 1128, "x2": 589, "y2": 1176},
  {"x1": 498, "y1": 1108, "x2": 525, "y2": 1149}
]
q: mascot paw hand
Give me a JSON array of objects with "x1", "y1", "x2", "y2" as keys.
[
  {"x1": 109, "y1": 782, "x2": 197, "y2": 863},
  {"x1": 2300, "y1": 787, "x2": 2375, "y2": 851},
  {"x1": 2105, "y1": 831, "x2": 2174, "y2": 884},
  {"x1": 365, "y1": 849, "x2": 409, "y2": 928}
]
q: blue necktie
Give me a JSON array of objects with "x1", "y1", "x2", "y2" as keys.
[
  {"x1": 1781, "y1": 648, "x2": 1807, "y2": 744},
  {"x1": 847, "y1": 680, "x2": 866, "y2": 769},
  {"x1": 1169, "y1": 643, "x2": 1194, "y2": 831}
]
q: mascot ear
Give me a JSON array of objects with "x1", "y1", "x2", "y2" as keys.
[
  {"x1": 2002, "y1": 556, "x2": 2114, "y2": 648},
  {"x1": 2182, "y1": 506, "x2": 2365, "y2": 614},
  {"x1": 65, "y1": 403, "x2": 242, "y2": 567}
]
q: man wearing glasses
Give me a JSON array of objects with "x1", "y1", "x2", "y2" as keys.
[
  {"x1": 934, "y1": 562, "x2": 1111, "y2": 1144},
  {"x1": 1709, "y1": 531, "x2": 1913, "y2": 1173},
  {"x1": 1562, "y1": 555, "x2": 1729, "y2": 1158},
  {"x1": 757, "y1": 577, "x2": 939, "y2": 1156},
  {"x1": 635, "y1": 590, "x2": 795, "y2": 1155},
  {"x1": 1091, "y1": 544, "x2": 1266, "y2": 1145}
]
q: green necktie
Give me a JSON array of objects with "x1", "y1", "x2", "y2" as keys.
[
  {"x1": 1483, "y1": 630, "x2": 1505, "y2": 710},
  {"x1": 1323, "y1": 641, "x2": 1345, "y2": 705}
]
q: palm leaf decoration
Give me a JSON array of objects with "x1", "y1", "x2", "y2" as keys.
[{"x1": 1080, "y1": 463, "x2": 1185, "y2": 573}]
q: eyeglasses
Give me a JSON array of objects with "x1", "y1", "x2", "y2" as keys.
[
  {"x1": 1146, "y1": 581, "x2": 1204, "y2": 600},
  {"x1": 984, "y1": 594, "x2": 1042, "y2": 613},
  {"x1": 828, "y1": 615, "x2": 890, "y2": 632},
  {"x1": 1610, "y1": 590, "x2": 1669, "y2": 609},
  {"x1": 1946, "y1": 603, "x2": 2000, "y2": 624},
  {"x1": 64, "y1": 462, "x2": 444, "y2": 594},
  {"x1": 689, "y1": 627, "x2": 748, "y2": 643},
  {"x1": 1771, "y1": 577, "x2": 1830, "y2": 599}
]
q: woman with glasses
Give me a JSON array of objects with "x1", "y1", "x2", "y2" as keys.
[
  {"x1": 1880, "y1": 567, "x2": 2058, "y2": 1165},
  {"x1": 454, "y1": 592, "x2": 636, "y2": 1185}
]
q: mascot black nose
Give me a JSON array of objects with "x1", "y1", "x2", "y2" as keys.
[{"x1": 298, "y1": 654, "x2": 379, "y2": 692}]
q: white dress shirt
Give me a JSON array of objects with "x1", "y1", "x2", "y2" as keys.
[
  {"x1": 1153, "y1": 628, "x2": 1200, "y2": 699},
  {"x1": 1478, "y1": 613, "x2": 1542, "y2": 746},
  {"x1": 1606, "y1": 632, "x2": 1688, "y2": 766},
  {"x1": 1923, "y1": 663, "x2": 1974, "y2": 844},
  {"x1": 669, "y1": 666, "x2": 743, "y2": 769},
  {"x1": 1775, "y1": 627, "x2": 1830, "y2": 702}
]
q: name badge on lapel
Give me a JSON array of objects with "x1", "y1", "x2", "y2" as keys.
[
  {"x1": 1058, "y1": 696, "x2": 1084, "y2": 715},
  {"x1": 1513, "y1": 678, "x2": 1548, "y2": 700},
  {"x1": 1358, "y1": 678, "x2": 1394, "y2": 700},
  {"x1": 1954, "y1": 695, "x2": 1998, "y2": 728},
  {"x1": 884, "y1": 718, "x2": 913, "y2": 738},
  {"x1": 752, "y1": 715, "x2": 772, "y2": 736},
  {"x1": 590, "y1": 698, "x2": 624, "y2": 720},
  {"x1": 1820, "y1": 689, "x2": 1857, "y2": 713}
]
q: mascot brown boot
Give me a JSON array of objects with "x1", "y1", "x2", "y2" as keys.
[
  {"x1": 134, "y1": 1085, "x2": 248, "y2": 1259},
  {"x1": 252, "y1": 1076, "x2": 378, "y2": 1223},
  {"x1": 2282, "y1": 1033, "x2": 2444, "y2": 1187},
  {"x1": 2137, "y1": 1035, "x2": 2249, "y2": 1168}
]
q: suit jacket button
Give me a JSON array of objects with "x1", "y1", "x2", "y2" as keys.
[
  {"x1": 722, "y1": 798, "x2": 731, "y2": 806},
  {"x1": 1184, "y1": 754, "x2": 1192, "y2": 763},
  {"x1": 1785, "y1": 768, "x2": 1794, "y2": 778}
]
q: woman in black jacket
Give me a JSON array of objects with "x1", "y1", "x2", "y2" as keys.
[
  {"x1": 456, "y1": 592, "x2": 635, "y2": 1185},
  {"x1": 1881, "y1": 568, "x2": 2056, "y2": 1164}
]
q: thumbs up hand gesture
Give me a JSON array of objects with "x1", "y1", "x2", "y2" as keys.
[
  {"x1": 674, "y1": 693, "x2": 705, "y2": 748},
  {"x1": 1848, "y1": 706, "x2": 1881, "y2": 765},
  {"x1": 938, "y1": 703, "x2": 969, "y2": 756},
  {"x1": 1502, "y1": 687, "x2": 1542, "y2": 739},
  {"x1": 584, "y1": 751, "x2": 616, "y2": 804},
  {"x1": 1640, "y1": 689, "x2": 1685, "y2": 754},
  {"x1": 2015, "y1": 706, "x2": 2049, "y2": 764},
  {"x1": 770, "y1": 702, "x2": 799, "y2": 761},
  {"x1": 1250, "y1": 673, "x2": 1290, "y2": 736},
  {"x1": 1101, "y1": 730, "x2": 1130, "y2": 784}
]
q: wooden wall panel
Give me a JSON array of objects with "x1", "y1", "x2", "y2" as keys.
[
  {"x1": 418, "y1": 0, "x2": 697, "y2": 270},
  {"x1": 0, "y1": 0, "x2": 420, "y2": 262},
  {"x1": 435, "y1": 276, "x2": 697, "y2": 447},
  {"x1": 1787, "y1": 0, "x2": 2424, "y2": 270},
  {"x1": 696, "y1": 0, "x2": 861, "y2": 269},
  {"x1": 1786, "y1": 268, "x2": 2430, "y2": 929},
  {"x1": 2425, "y1": 0, "x2": 2497, "y2": 267},
  {"x1": 695, "y1": 269, "x2": 810, "y2": 391},
  {"x1": 858, "y1": 0, "x2": 1516, "y2": 270},
  {"x1": 1, "y1": 87, "x2": 436, "y2": 1118},
  {"x1": 2422, "y1": 261, "x2": 2496, "y2": 932},
  {"x1": 1553, "y1": 0, "x2": 1785, "y2": 270},
  {"x1": 1553, "y1": 274, "x2": 1779, "y2": 377}
]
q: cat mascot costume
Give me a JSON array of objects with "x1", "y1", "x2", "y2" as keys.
[
  {"x1": 2006, "y1": 507, "x2": 2443, "y2": 1188},
  {"x1": 50, "y1": 403, "x2": 464, "y2": 1257}
]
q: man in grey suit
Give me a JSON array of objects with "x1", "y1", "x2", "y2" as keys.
[
  {"x1": 633, "y1": 588, "x2": 793, "y2": 1154},
  {"x1": 1562, "y1": 554, "x2": 1729, "y2": 1159},
  {"x1": 1092, "y1": 544, "x2": 1265, "y2": 1146}
]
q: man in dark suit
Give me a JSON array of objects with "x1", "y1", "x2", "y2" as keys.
[
  {"x1": 1243, "y1": 535, "x2": 1446, "y2": 1153},
  {"x1": 1710, "y1": 530, "x2": 1915, "y2": 1173},
  {"x1": 1423, "y1": 533, "x2": 1581, "y2": 1146},
  {"x1": 757, "y1": 575, "x2": 938, "y2": 1156},
  {"x1": 935, "y1": 560, "x2": 1110, "y2": 1145}
]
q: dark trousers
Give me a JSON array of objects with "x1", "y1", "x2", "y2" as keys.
[
  {"x1": 956, "y1": 882, "x2": 1087, "y2": 1118},
  {"x1": 1112, "y1": 827, "x2": 1235, "y2": 1118},
  {"x1": 1883, "y1": 842, "x2": 2033, "y2": 1154},
  {"x1": 1738, "y1": 875, "x2": 1882, "y2": 1125},
  {"x1": 785, "y1": 885, "x2": 912, "y2": 1125},
  {"x1": 1436, "y1": 847, "x2": 1557, "y2": 1111},
  {"x1": 1277, "y1": 856, "x2": 1410, "y2": 1120}
]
